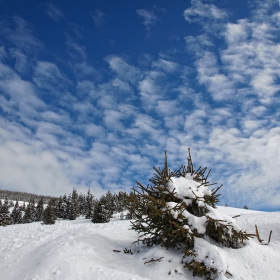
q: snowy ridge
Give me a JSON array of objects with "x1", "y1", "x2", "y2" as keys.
[{"x1": 1, "y1": 207, "x2": 280, "y2": 280}]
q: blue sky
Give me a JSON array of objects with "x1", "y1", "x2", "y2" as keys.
[{"x1": 0, "y1": 0, "x2": 280, "y2": 211}]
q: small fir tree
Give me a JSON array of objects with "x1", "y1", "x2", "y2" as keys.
[
  {"x1": 105, "y1": 190, "x2": 115, "y2": 215},
  {"x1": 115, "y1": 191, "x2": 129, "y2": 213},
  {"x1": 20, "y1": 202, "x2": 26, "y2": 212},
  {"x1": 91, "y1": 198, "x2": 111, "y2": 223},
  {"x1": 65, "y1": 193, "x2": 72, "y2": 219},
  {"x1": 78, "y1": 193, "x2": 85, "y2": 216},
  {"x1": 0, "y1": 198, "x2": 12, "y2": 226},
  {"x1": 11, "y1": 200, "x2": 23, "y2": 224},
  {"x1": 68, "y1": 200, "x2": 77, "y2": 220},
  {"x1": 58, "y1": 194, "x2": 69, "y2": 219},
  {"x1": 130, "y1": 150, "x2": 254, "y2": 279},
  {"x1": 43, "y1": 198, "x2": 57, "y2": 225},
  {"x1": 35, "y1": 198, "x2": 44, "y2": 222},
  {"x1": 57, "y1": 196, "x2": 64, "y2": 218},
  {"x1": 71, "y1": 188, "x2": 80, "y2": 218},
  {"x1": 85, "y1": 189, "x2": 94, "y2": 219},
  {"x1": 23, "y1": 198, "x2": 36, "y2": 223}
]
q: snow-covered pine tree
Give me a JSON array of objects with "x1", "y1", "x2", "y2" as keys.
[
  {"x1": 61, "y1": 194, "x2": 69, "y2": 219},
  {"x1": 130, "y1": 150, "x2": 255, "y2": 279},
  {"x1": 115, "y1": 191, "x2": 129, "y2": 213},
  {"x1": 43, "y1": 198, "x2": 57, "y2": 225},
  {"x1": 20, "y1": 202, "x2": 26, "y2": 211},
  {"x1": 78, "y1": 193, "x2": 85, "y2": 216},
  {"x1": 0, "y1": 198, "x2": 12, "y2": 226},
  {"x1": 35, "y1": 197, "x2": 44, "y2": 222},
  {"x1": 103, "y1": 191, "x2": 115, "y2": 216},
  {"x1": 68, "y1": 200, "x2": 77, "y2": 220},
  {"x1": 85, "y1": 189, "x2": 94, "y2": 219},
  {"x1": 23, "y1": 198, "x2": 36, "y2": 223},
  {"x1": 30, "y1": 198, "x2": 36, "y2": 221},
  {"x1": 65, "y1": 193, "x2": 72, "y2": 219},
  {"x1": 57, "y1": 195, "x2": 65, "y2": 219},
  {"x1": 11, "y1": 200, "x2": 23, "y2": 224},
  {"x1": 71, "y1": 188, "x2": 80, "y2": 219},
  {"x1": 91, "y1": 197, "x2": 111, "y2": 223}
]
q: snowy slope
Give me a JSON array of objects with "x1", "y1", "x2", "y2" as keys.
[{"x1": 0, "y1": 207, "x2": 279, "y2": 280}]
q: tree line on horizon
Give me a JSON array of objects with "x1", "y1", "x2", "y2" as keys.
[
  {"x1": 0, "y1": 189, "x2": 57, "y2": 204},
  {"x1": 0, "y1": 188, "x2": 134, "y2": 226}
]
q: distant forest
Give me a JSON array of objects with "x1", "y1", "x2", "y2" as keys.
[
  {"x1": 0, "y1": 189, "x2": 57, "y2": 203},
  {"x1": 0, "y1": 187, "x2": 133, "y2": 226}
]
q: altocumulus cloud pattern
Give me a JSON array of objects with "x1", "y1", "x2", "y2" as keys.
[{"x1": 0, "y1": 0, "x2": 280, "y2": 211}]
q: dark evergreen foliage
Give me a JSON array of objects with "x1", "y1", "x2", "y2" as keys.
[
  {"x1": 57, "y1": 195, "x2": 68, "y2": 219},
  {"x1": 68, "y1": 200, "x2": 77, "y2": 220},
  {"x1": 0, "y1": 186, "x2": 132, "y2": 227},
  {"x1": 43, "y1": 198, "x2": 57, "y2": 225},
  {"x1": 0, "y1": 198, "x2": 12, "y2": 226},
  {"x1": 78, "y1": 193, "x2": 85, "y2": 216},
  {"x1": 70, "y1": 188, "x2": 80, "y2": 219},
  {"x1": 114, "y1": 191, "x2": 129, "y2": 213},
  {"x1": 91, "y1": 198, "x2": 111, "y2": 223},
  {"x1": 0, "y1": 189, "x2": 57, "y2": 204},
  {"x1": 130, "y1": 150, "x2": 254, "y2": 279},
  {"x1": 35, "y1": 198, "x2": 44, "y2": 222},
  {"x1": 20, "y1": 202, "x2": 26, "y2": 211},
  {"x1": 23, "y1": 198, "x2": 36, "y2": 223},
  {"x1": 85, "y1": 189, "x2": 94, "y2": 219},
  {"x1": 11, "y1": 200, "x2": 23, "y2": 224}
]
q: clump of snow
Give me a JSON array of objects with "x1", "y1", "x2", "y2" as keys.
[
  {"x1": 167, "y1": 175, "x2": 211, "y2": 207},
  {"x1": 165, "y1": 175, "x2": 245, "y2": 240}
]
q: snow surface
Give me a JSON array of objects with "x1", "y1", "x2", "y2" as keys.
[{"x1": 1, "y1": 207, "x2": 280, "y2": 280}]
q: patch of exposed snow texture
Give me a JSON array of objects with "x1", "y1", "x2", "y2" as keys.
[
  {"x1": 0, "y1": 205, "x2": 280, "y2": 279},
  {"x1": 167, "y1": 174, "x2": 211, "y2": 207}
]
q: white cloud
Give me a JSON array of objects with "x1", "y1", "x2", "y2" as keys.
[
  {"x1": 136, "y1": 9, "x2": 158, "y2": 31},
  {"x1": 66, "y1": 41, "x2": 87, "y2": 61},
  {"x1": 112, "y1": 78, "x2": 132, "y2": 92},
  {"x1": 4, "y1": 17, "x2": 43, "y2": 54},
  {"x1": 72, "y1": 62, "x2": 97, "y2": 79},
  {"x1": 152, "y1": 58, "x2": 179, "y2": 72},
  {"x1": 105, "y1": 55, "x2": 141, "y2": 84},
  {"x1": 103, "y1": 110, "x2": 125, "y2": 130},
  {"x1": 90, "y1": 9, "x2": 105, "y2": 26},
  {"x1": 0, "y1": 76, "x2": 45, "y2": 118},
  {"x1": 225, "y1": 20, "x2": 248, "y2": 45},
  {"x1": 208, "y1": 126, "x2": 280, "y2": 208},
  {"x1": 41, "y1": 110, "x2": 71, "y2": 125},
  {"x1": 33, "y1": 61, "x2": 70, "y2": 91},
  {"x1": 0, "y1": 46, "x2": 7, "y2": 61},
  {"x1": 184, "y1": 0, "x2": 228, "y2": 22},
  {"x1": 45, "y1": 3, "x2": 64, "y2": 22},
  {"x1": 0, "y1": 140, "x2": 76, "y2": 196},
  {"x1": 222, "y1": 19, "x2": 280, "y2": 102},
  {"x1": 196, "y1": 52, "x2": 236, "y2": 101},
  {"x1": 138, "y1": 75, "x2": 161, "y2": 108},
  {"x1": 9, "y1": 49, "x2": 29, "y2": 74},
  {"x1": 85, "y1": 124, "x2": 105, "y2": 138}
]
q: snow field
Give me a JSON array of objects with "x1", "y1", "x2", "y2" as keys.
[{"x1": 0, "y1": 207, "x2": 280, "y2": 280}]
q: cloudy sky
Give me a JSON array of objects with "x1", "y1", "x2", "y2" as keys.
[{"x1": 0, "y1": 0, "x2": 280, "y2": 211}]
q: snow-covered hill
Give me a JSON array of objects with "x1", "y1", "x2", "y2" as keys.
[{"x1": 0, "y1": 207, "x2": 279, "y2": 280}]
